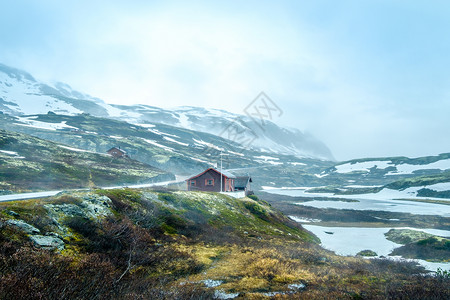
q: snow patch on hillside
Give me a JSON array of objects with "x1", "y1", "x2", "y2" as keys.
[
  {"x1": 0, "y1": 72, "x2": 82, "y2": 115},
  {"x1": 334, "y1": 159, "x2": 450, "y2": 175},
  {"x1": 335, "y1": 161, "x2": 393, "y2": 173},
  {"x1": 386, "y1": 159, "x2": 450, "y2": 175},
  {"x1": 15, "y1": 117, "x2": 78, "y2": 131},
  {"x1": 141, "y1": 138, "x2": 175, "y2": 152},
  {"x1": 193, "y1": 138, "x2": 224, "y2": 151},
  {"x1": 58, "y1": 145, "x2": 97, "y2": 153},
  {"x1": 163, "y1": 136, "x2": 189, "y2": 146}
]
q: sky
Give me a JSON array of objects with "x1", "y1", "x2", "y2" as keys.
[{"x1": 1, "y1": 0, "x2": 450, "y2": 161}]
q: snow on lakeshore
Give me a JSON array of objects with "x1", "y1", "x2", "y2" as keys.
[
  {"x1": 264, "y1": 188, "x2": 450, "y2": 216},
  {"x1": 333, "y1": 158, "x2": 450, "y2": 175},
  {"x1": 264, "y1": 185, "x2": 450, "y2": 202},
  {"x1": 289, "y1": 215, "x2": 321, "y2": 223}
]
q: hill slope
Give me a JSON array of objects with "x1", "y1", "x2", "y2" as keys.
[
  {"x1": 0, "y1": 112, "x2": 334, "y2": 190},
  {"x1": 1, "y1": 188, "x2": 446, "y2": 299},
  {"x1": 0, "y1": 129, "x2": 173, "y2": 193}
]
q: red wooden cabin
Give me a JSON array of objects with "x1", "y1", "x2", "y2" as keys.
[
  {"x1": 186, "y1": 168, "x2": 236, "y2": 192},
  {"x1": 107, "y1": 147, "x2": 128, "y2": 158}
]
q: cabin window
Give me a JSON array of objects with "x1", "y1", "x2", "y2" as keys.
[
  {"x1": 190, "y1": 180, "x2": 196, "y2": 186},
  {"x1": 205, "y1": 179, "x2": 214, "y2": 186}
]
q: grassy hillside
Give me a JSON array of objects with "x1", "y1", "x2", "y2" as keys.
[
  {"x1": 385, "y1": 171, "x2": 450, "y2": 190},
  {"x1": 0, "y1": 113, "x2": 334, "y2": 188},
  {"x1": 0, "y1": 129, "x2": 173, "y2": 193},
  {"x1": 0, "y1": 189, "x2": 448, "y2": 299}
]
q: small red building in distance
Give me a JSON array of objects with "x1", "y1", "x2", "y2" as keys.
[
  {"x1": 107, "y1": 147, "x2": 128, "y2": 158},
  {"x1": 186, "y1": 168, "x2": 236, "y2": 192}
]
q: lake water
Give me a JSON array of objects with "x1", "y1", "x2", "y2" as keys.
[
  {"x1": 302, "y1": 224, "x2": 450, "y2": 272},
  {"x1": 264, "y1": 188, "x2": 450, "y2": 271},
  {"x1": 266, "y1": 188, "x2": 450, "y2": 217}
]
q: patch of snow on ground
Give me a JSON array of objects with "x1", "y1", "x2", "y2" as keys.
[
  {"x1": 315, "y1": 173, "x2": 328, "y2": 178},
  {"x1": 201, "y1": 280, "x2": 223, "y2": 288},
  {"x1": 227, "y1": 150, "x2": 244, "y2": 157},
  {"x1": 163, "y1": 136, "x2": 189, "y2": 146},
  {"x1": 0, "y1": 150, "x2": 25, "y2": 159},
  {"x1": 177, "y1": 113, "x2": 191, "y2": 129},
  {"x1": 254, "y1": 155, "x2": 279, "y2": 161},
  {"x1": 15, "y1": 117, "x2": 78, "y2": 131},
  {"x1": 141, "y1": 138, "x2": 174, "y2": 152},
  {"x1": 98, "y1": 102, "x2": 141, "y2": 119},
  {"x1": 148, "y1": 128, "x2": 179, "y2": 138},
  {"x1": 255, "y1": 159, "x2": 283, "y2": 165},
  {"x1": 289, "y1": 215, "x2": 321, "y2": 223},
  {"x1": 334, "y1": 160, "x2": 393, "y2": 173},
  {"x1": 136, "y1": 123, "x2": 155, "y2": 128},
  {"x1": 386, "y1": 159, "x2": 450, "y2": 175},
  {"x1": 192, "y1": 138, "x2": 224, "y2": 151},
  {"x1": 58, "y1": 145, "x2": 95, "y2": 153},
  {"x1": 0, "y1": 72, "x2": 83, "y2": 115},
  {"x1": 290, "y1": 162, "x2": 307, "y2": 166},
  {"x1": 0, "y1": 150, "x2": 19, "y2": 156},
  {"x1": 214, "y1": 290, "x2": 239, "y2": 299},
  {"x1": 191, "y1": 157, "x2": 211, "y2": 164}
]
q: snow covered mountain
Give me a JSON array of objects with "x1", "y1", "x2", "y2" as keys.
[
  {"x1": 0, "y1": 63, "x2": 333, "y2": 160},
  {"x1": 309, "y1": 153, "x2": 450, "y2": 188}
]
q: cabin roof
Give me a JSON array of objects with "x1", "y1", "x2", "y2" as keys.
[
  {"x1": 234, "y1": 176, "x2": 252, "y2": 188},
  {"x1": 186, "y1": 168, "x2": 236, "y2": 181},
  {"x1": 107, "y1": 147, "x2": 126, "y2": 154}
]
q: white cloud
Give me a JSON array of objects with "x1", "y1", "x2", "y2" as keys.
[{"x1": 1, "y1": 1, "x2": 450, "y2": 160}]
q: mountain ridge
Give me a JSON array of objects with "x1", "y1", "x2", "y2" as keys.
[{"x1": 0, "y1": 63, "x2": 333, "y2": 160}]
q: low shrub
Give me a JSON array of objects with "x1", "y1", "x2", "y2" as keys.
[
  {"x1": 247, "y1": 194, "x2": 258, "y2": 201},
  {"x1": 244, "y1": 201, "x2": 269, "y2": 221},
  {"x1": 158, "y1": 192, "x2": 177, "y2": 203}
]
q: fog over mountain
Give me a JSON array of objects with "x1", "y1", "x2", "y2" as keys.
[{"x1": 0, "y1": 63, "x2": 333, "y2": 160}]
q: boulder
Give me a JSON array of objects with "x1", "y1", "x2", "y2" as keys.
[
  {"x1": 29, "y1": 235, "x2": 65, "y2": 251},
  {"x1": 44, "y1": 203, "x2": 85, "y2": 218},
  {"x1": 6, "y1": 219, "x2": 40, "y2": 234},
  {"x1": 80, "y1": 194, "x2": 112, "y2": 218}
]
